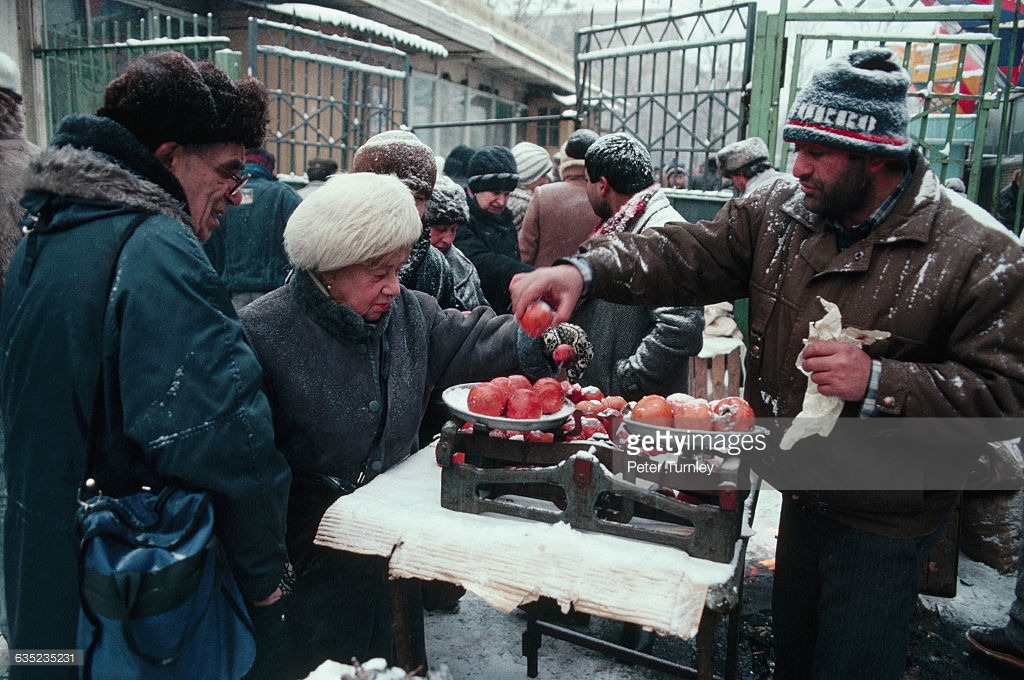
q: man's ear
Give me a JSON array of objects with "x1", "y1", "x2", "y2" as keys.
[
  {"x1": 597, "y1": 176, "x2": 612, "y2": 197},
  {"x1": 154, "y1": 141, "x2": 179, "y2": 169}
]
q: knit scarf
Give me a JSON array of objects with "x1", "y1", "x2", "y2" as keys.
[{"x1": 591, "y1": 182, "x2": 661, "y2": 237}]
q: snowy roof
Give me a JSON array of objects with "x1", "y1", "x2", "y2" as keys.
[{"x1": 266, "y1": 3, "x2": 448, "y2": 57}]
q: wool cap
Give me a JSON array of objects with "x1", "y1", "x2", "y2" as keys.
[
  {"x1": 663, "y1": 160, "x2": 686, "y2": 180},
  {"x1": 783, "y1": 47, "x2": 912, "y2": 159},
  {"x1": 717, "y1": 137, "x2": 770, "y2": 175},
  {"x1": 0, "y1": 52, "x2": 20, "y2": 95},
  {"x1": 424, "y1": 175, "x2": 470, "y2": 227},
  {"x1": 560, "y1": 128, "x2": 598, "y2": 172},
  {"x1": 467, "y1": 145, "x2": 518, "y2": 193},
  {"x1": 512, "y1": 142, "x2": 553, "y2": 187},
  {"x1": 443, "y1": 144, "x2": 475, "y2": 187},
  {"x1": 284, "y1": 172, "x2": 420, "y2": 273},
  {"x1": 353, "y1": 130, "x2": 437, "y2": 199},
  {"x1": 97, "y1": 51, "x2": 269, "y2": 152},
  {"x1": 307, "y1": 157, "x2": 338, "y2": 182}
]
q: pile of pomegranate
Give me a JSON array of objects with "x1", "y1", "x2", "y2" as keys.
[{"x1": 464, "y1": 376, "x2": 755, "y2": 442}]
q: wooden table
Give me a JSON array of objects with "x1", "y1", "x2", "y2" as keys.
[{"x1": 315, "y1": 445, "x2": 759, "y2": 679}]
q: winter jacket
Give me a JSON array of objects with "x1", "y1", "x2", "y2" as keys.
[
  {"x1": 518, "y1": 166, "x2": 598, "y2": 267},
  {"x1": 203, "y1": 162, "x2": 301, "y2": 295},
  {"x1": 0, "y1": 98, "x2": 38, "y2": 297},
  {"x1": 574, "y1": 150, "x2": 1024, "y2": 537},
  {"x1": 0, "y1": 114, "x2": 290, "y2": 658},
  {"x1": 399, "y1": 226, "x2": 458, "y2": 309},
  {"x1": 571, "y1": 189, "x2": 703, "y2": 400},
  {"x1": 444, "y1": 244, "x2": 489, "y2": 310},
  {"x1": 454, "y1": 195, "x2": 533, "y2": 312},
  {"x1": 742, "y1": 168, "x2": 792, "y2": 197},
  {"x1": 241, "y1": 270, "x2": 552, "y2": 496}
]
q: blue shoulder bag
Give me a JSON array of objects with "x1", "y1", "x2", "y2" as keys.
[{"x1": 75, "y1": 215, "x2": 257, "y2": 679}]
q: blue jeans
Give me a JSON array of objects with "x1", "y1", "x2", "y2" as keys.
[{"x1": 772, "y1": 495, "x2": 948, "y2": 680}]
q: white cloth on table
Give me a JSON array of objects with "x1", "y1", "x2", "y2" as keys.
[{"x1": 315, "y1": 447, "x2": 737, "y2": 639}]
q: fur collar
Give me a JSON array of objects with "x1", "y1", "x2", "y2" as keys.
[
  {"x1": 290, "y1": 269, "x2": 391, "y2": 345},
  {"x1": 24, "y1": 114, "x2": 189, "y2": 225}
]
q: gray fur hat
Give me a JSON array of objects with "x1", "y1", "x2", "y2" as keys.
[
  {"x1": 717, "y1": 137, "x2": 770, "y2": 175},
  {"x1": 423, "y1": 175, "x2": 470, "y2": 227},
  {"x1": 783, "y1": 48, "x2": 911, "y2": 159}
]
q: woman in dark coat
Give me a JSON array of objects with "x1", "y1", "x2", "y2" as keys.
[
  {"x1": 454, "y1": 145, "x2": 534, "y2": 312},
  {"x1": 239, "y1": 172, "x2": 589, "y2": 678}
]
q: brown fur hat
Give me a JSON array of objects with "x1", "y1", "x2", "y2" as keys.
[{"x1": 97, "y1": 51, "x2": 269, "y2": 151}]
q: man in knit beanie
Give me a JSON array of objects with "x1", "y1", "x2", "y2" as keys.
[
  {"x1": 717, "y1": 136, "x2": 791, "y2": 196},
  {"x1": 353, "y1": 130, "x2": 457, "y2": 309},
  {"x1": 508, "y1": 141, "x2": 552, "y2": 232},
  {"x1": 519, "y1": 128, "x2": 599, "y2": 266},
  {"x1": 508, "y1": 47, "x2": 1024, "y2": 680},
  {"x1": 454, "y1": 145, "x2": 533, "y2": 312}
]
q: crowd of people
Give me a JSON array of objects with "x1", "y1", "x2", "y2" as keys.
[{"x1": 0, "y1": 44, "x2": 1023, "y2": 680}]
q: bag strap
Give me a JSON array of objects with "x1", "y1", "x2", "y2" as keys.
[
  {"x1": 76, "y1": 213, "x2": 147, "y2": 680},
  {"x1": 79, "y1": 213, "x2": 148, "y2": 493}
]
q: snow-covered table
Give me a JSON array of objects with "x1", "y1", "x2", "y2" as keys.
[{"x1": 315, "y1": 445, "x2": 758, "y2": 679}]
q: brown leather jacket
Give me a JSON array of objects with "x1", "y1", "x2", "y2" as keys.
[{"x1": 577, "y1": 151, "x2": 1024, "y2": 537}]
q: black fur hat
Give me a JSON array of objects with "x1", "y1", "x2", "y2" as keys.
[{"x1": 467, "y1": 146, "x2": 518, "y2": 193}]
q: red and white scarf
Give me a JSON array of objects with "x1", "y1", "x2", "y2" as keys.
[{"x1": 590, "y1": 182, "x2": 661, "y2": 238}]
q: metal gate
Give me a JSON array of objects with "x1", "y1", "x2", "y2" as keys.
[
  {"x1": 247, "y1": 17, "x2": 411, "y2": 177},
  {"x1": 574, "y1": 0, "x2": 1019, "y2": 226},
  {"x1": 33, "y1": 11, "x2": 225, "y2": 139},
  {"x1": 575, "y1": 2, "x2": 758, "y2": 185},
  {"x1": 769, "y1": 0, "x2": 1012, "y2": 215}
]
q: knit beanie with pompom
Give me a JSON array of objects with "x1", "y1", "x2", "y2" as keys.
[{"x1": 783, "y1": 47, "x2": 911, "y2": 159}]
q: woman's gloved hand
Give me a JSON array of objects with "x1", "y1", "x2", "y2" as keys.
[{"x1": 541, "y1": 323, "x2": 593, "y2": 383}]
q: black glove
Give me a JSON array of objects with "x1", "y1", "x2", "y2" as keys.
[{"x1": 541, "y1": 322, "x2": 593, "y2": 383}]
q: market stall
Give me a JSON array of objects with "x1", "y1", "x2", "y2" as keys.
[{"x1": 315, "y1": 410, "x2": 761, "y2": 679}]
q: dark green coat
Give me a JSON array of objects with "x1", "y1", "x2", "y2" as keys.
[{"x1": 0, "y1": 114, "x2": 290, "y2": 659}]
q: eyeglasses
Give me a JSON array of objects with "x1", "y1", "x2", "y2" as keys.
[{"x1": 185, "y1": 147, "x2": 250, "y2": 196}]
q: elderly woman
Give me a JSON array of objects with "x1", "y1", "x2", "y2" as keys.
[{"x1": 239, "y1": 172, "x2": 588, "y2": 678}]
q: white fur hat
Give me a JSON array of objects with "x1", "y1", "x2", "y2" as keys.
[{"x1": 284, "y1": 173, "x2": 421, "y2": 272}]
